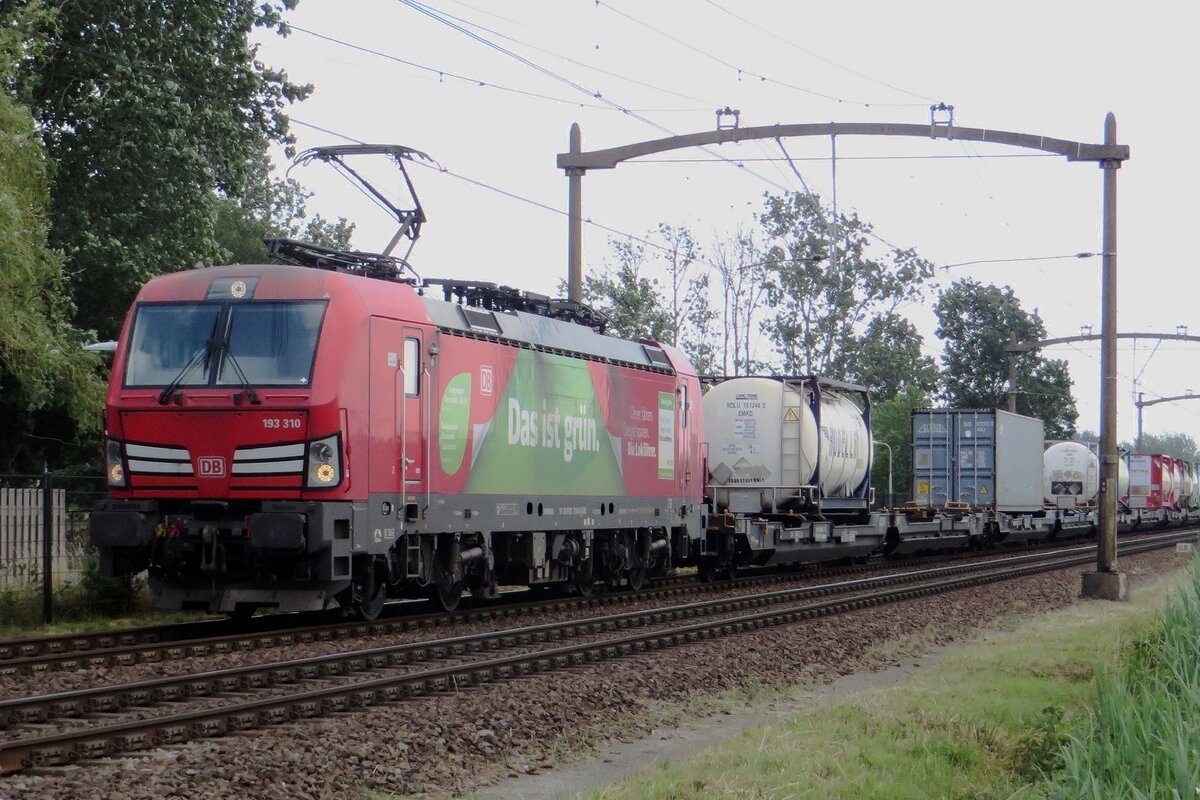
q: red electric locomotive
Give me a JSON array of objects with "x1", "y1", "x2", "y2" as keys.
[{"x1": 89, "y1": 241, "x2": 706, "y2": 617}]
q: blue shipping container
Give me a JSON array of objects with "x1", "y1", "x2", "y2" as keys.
[{"x1": 911, "y1": 409, "x2": 1044, "y2": 512}]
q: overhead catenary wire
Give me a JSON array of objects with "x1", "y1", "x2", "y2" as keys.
[
  {"x1": 398, "y1": 0, "x2": 721, "y2": 108},
  {"x1": 287, "y1": 24, "x2": 703, "y2": 112},
  {"x1": 1060, "y1": 342, "x2": 1200, "y2": 425},
  {"x1": 385, "y1": 0, "x2": 986, "y2": 260},
  {"x1": 392, "y1": 0, "x2": 795, "y2": 195},
  {"x1": 593, "y1": 0, "x2": 929, "y2": 109},
  {"x1": 700, "y1": 0, "x2": 939, "y2": 104},
  {"x1": 949, "y1": 138, "x2": 1098, "y2": 330},
  {"x1": 940, "y1": 253, "x2": 1104, "y2": 270}
]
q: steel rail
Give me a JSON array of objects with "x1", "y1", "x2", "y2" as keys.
[
  {"x1": 1, "y1": 526, "x2": 1189, "y2": 672},
  {"x1": 0, "y1": 531, "x2": 1191, "y2": 773},
  {"x1": 0, "y1": 535, "x2": 1144, "y2": 728},
  {"x1": 0, "y1": 546, "x2": 1020, "y2": 674}
]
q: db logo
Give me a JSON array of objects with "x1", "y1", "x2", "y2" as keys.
[
  {"x1": 480, "y1": 365, "x2": 494, "y2": 396},
  {"x1": 198, "y1": 457, "x2": 226, "y2": 478}
]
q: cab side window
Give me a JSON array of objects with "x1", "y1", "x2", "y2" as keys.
[{"x1": 404, "y1": 338, "x2": 420, "y2": 396}]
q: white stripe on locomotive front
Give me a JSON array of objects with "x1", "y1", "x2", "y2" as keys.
[
  {"x1": 128, "y1": 459, "x2": 194, "y2": 475},
  {"x1": 231, "y1": 460, "x2": 305, "y2": 475},
  {"x1": 234, "y1": 443, "x2": 306, "y2": 461},
  {"x1": 126, "y1": 443, "x2": 190, "y2": 459}
]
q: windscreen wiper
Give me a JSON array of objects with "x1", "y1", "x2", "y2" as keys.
[
  {"x1": 221, "y1": 349, "x2": 262, "y2": 405},
  {"x1": 157, "y1": 339, "x2": 217, "y2": 405}
]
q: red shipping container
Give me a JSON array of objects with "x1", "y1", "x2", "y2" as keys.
[{"x1": 1126, "y1": 454, "x2": 1172, "y2": 510}]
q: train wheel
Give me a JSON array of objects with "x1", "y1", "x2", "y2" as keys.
[
  {"x1": 574, "y1": 555, "x2": 596, "y2": 597},
  {"x1": 627, "y1": 559, "x2": 648, "y2": 591},
  {"x1": 351, "y1": 560, "x2": 389, "y2": 621},
  {"x1": 430, "y1": 559, "x2": 464, "y2": 612},
  {"x1": 356, "y1": 582, "x2": 387, "y2": 621}
]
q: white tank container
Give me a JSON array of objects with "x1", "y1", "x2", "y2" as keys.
[
  {"x1": 1118, "y1": 456, "x2": 1130, "y2": 500},
  {"x1": 817, "y1": 390, "x2": 871, "y2": 497},
  {"x1": 1163, "y1": 460, "x2": 1176, "y2": 506},
  {"x1": 703, "y1": 377, "x2": 869, "y2": 512},
  {"x1": 1043, "y1": 442, "x2": 1099, "y2": 504}
]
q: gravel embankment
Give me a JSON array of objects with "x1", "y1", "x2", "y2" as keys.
[
  {"x1": 0, "y1": 557, "x2": 966, "y2": 701},
  {"x1": 0, "y1": 549, "x2": 1186, "y2": 800}
]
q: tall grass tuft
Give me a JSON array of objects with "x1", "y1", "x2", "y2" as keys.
[{"x1": 1047, "y1": 565, "x2": 1200, "y2": 799}]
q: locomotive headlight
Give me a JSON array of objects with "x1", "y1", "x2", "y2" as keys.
[
  {"x1": 105, "y1": 439, "x2": 126, "y2": 488},
  {"x1": 306, "y1": 434, "x2": 342, "y2": 489}
]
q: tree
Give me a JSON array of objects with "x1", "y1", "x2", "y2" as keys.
[
  {"x1": 15, "y1": 0, "x2": 312, "y2": 338},
  {"x1": 758, "y1": 191, "x2": 936, "y2": 377},
  {"x1": 1121, "y1": 431, "x2": 1198, "y2": 459},
  {"x1": 656, "y1": 224, "x2": 701, "y2": 347},
  {"x1": 583, "y1": 227, "x2": 722, "y2": 374},
  {"x1": 581, "y1": 238, "x2": 671, "y2": 343},
  {"x1": 830, "y1": 313, "x2": 940, "y2": 402},
  {"x1": 710, "y1": 227, "x2": 773, "y2": 375},
  {"x1": 870, "y1": 385, "x2": 930, "y2": 506},
  {"x1": 0, "y1": 10, "x2": 105, "y2": 471},
  {"x1": 935, "y1": 278, "x2": 1079, "y2": 438},
  {"x1": 213, "y1": 173, "x2": 356, "y2": 265},
  {"x1": 679, "y1": 271, "x2": 719, "y2": 375}
]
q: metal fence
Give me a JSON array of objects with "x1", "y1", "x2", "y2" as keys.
[{"x1": 0, "y1": 473, "x2": 119, "y2": 625}]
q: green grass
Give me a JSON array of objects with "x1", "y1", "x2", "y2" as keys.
[
  {"x1": 0, "y1": 552, "x2": 212, "y2": 638},
  {"x1": 0, "y1": 600, "x2": 209, "y2": 640},
  {"x1": 582, "y1": 564, "x2": 1193, "y2": 800},
  {"x1": 1046, "y1": 566, "x2": 1200, "y2": 799}
]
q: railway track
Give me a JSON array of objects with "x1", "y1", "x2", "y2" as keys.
[
  {"x1": 0, "y1": 529, "x2": 1191, "y2": 774},
  {"x1": 0, "y1": 533, "x2": 1154, "y2": 676},
  {"x1": 7, "y1": 525, "x2": 1186, "y2": 670}
]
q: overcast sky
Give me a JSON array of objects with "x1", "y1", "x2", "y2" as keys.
[{"x1": 255, "y1": 0, "x2": 1199, "y2": 448}]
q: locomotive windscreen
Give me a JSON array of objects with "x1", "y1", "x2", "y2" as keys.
[{"x1": 124, "y1": 300, "x2": 327, "y2": 388}]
